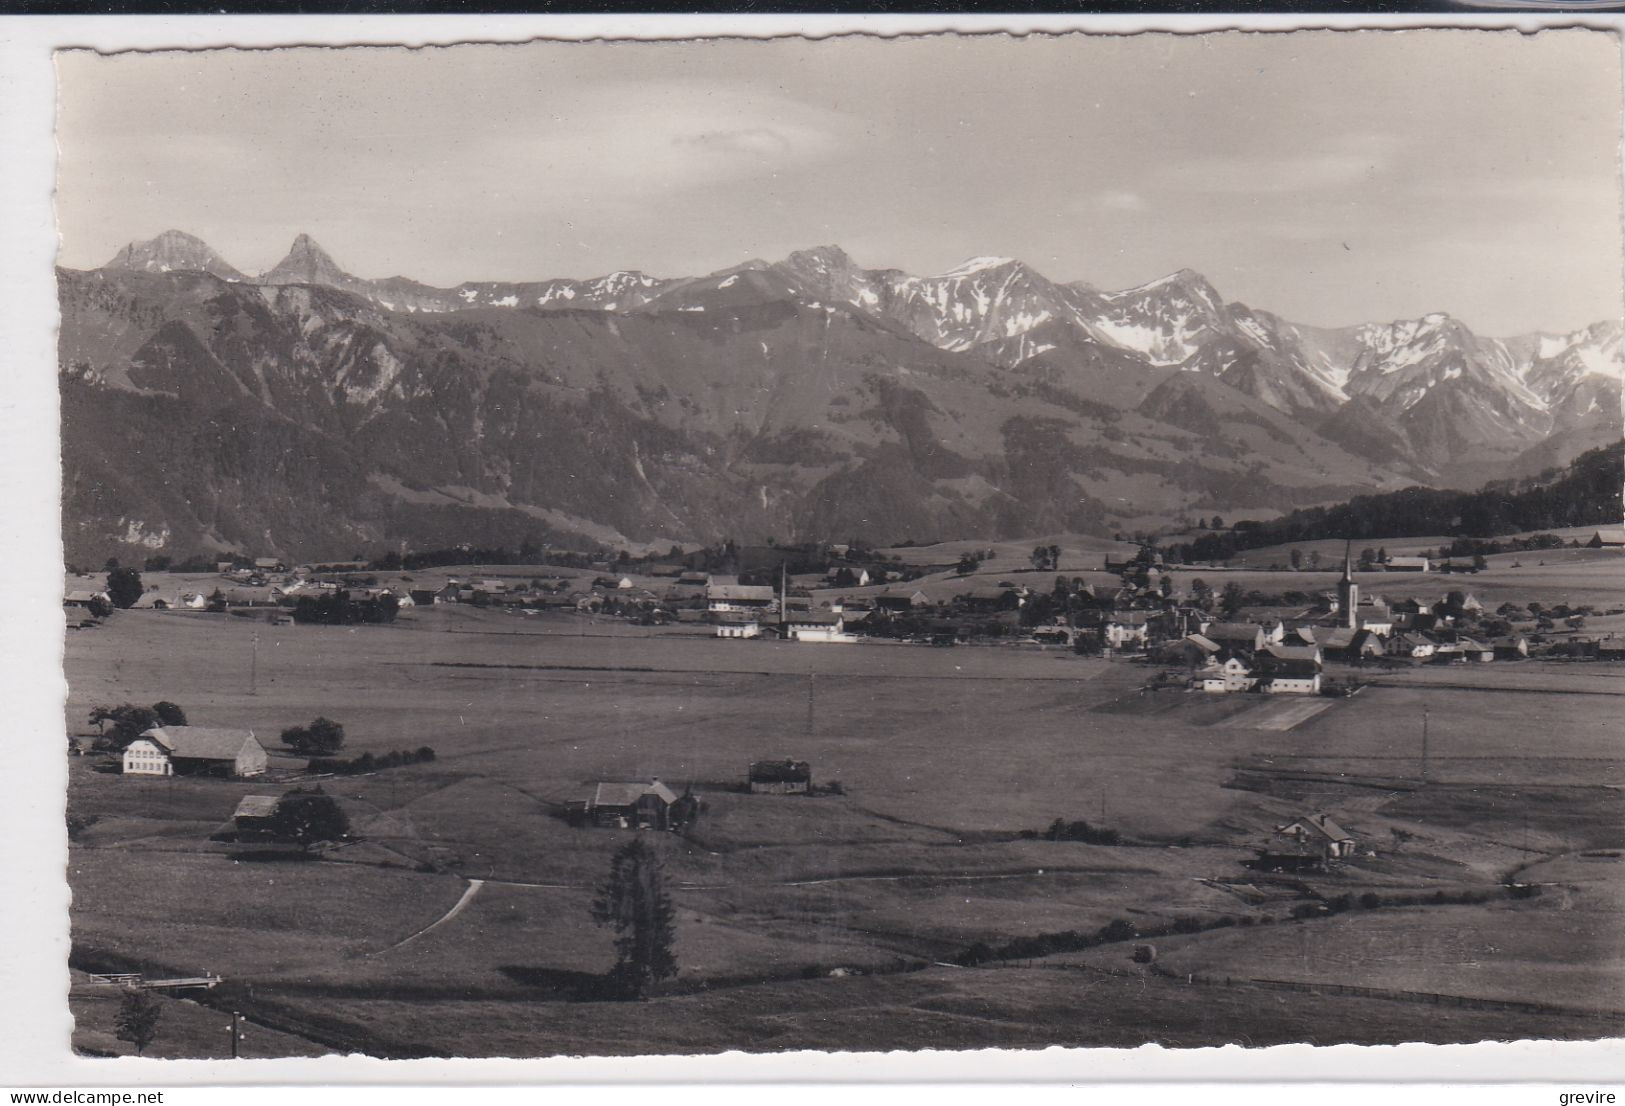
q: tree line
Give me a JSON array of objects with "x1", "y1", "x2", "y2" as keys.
[{"x1": 1166, "y1": 441, "x2": 1622, "y2": 563}]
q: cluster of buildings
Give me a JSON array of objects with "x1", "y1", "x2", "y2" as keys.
[{"x1": 1155, "y1": 550, "x2": 1530, "y2": 695}]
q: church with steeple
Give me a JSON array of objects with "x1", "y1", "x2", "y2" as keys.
[{"x1": 1337, "y1": 542, "x2": 1359, "y2": 630}]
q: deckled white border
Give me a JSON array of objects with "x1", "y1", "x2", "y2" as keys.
[{"x1": 3, "y1": 11, "x2": 1623, "y2": 1091}]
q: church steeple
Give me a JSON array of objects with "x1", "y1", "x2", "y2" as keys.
[{"x1": 1338, "y1": 541, "x2": 1359, "y2": 629}]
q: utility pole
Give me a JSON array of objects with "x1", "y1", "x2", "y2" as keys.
[
  {"x1": 249, "y1": 632, "x2": 259, "y2": 696},
  {"x1": 805, "y1": 672, "x2": 816, "y2": 738},
  {"x1": 226, "y1": 1010, "x2": 244, "y2": 1058},
  {"x1": 1420, "y1": 708, "x2": 1430, "y2": 783}
]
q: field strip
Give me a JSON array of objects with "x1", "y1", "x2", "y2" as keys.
[
  {"x1": 1365, "y1": 679, "x2": 1625, "y2": 697},
  {"x1": 422, "y1": 661, "x2": 1096, "y2": 682},
  {"x1": 382, "y1": 878, "x2": 485, "y2": 951},
  {"x1": 1214, "y1": 699, "x2": 1332, "y2": 731}
]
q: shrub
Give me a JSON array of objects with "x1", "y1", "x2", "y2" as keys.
[
  {"x1": 1359, "y1": 892, "x2": 1382, "y2": 910},
  {"x1": 1098, "y1": 919, "x2": 1137, "y2": 943}
]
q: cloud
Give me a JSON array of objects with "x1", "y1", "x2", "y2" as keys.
[
  {"x1": 1161, "y1": 133, "x2": 1405, "y2": 195},
  {"x1": 1097, "y1": 190, "x2": 1147, "y2": 211},
  {"x1": 674, "y1": 128, "x2": 793, "y2": 157}
]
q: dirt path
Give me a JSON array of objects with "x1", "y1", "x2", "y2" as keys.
[{"x1": 383, "y1": 878, "x2": 485, "y2": 950}]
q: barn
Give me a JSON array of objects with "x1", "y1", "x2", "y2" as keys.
[
  {"x1": 748, "y1": 759, "x2": 812, "y2": 794},
  {"x1": 588, "y1": 780, "x2": 681, "y2": 829}
]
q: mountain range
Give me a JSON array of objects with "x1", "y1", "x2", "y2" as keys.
[{"x1": 57, "y1": 229, "x2": 1622, "y2": 563}]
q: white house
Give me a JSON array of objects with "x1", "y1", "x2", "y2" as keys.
[{"x1": 780, "y1": 611, "x2": 856, "y2": 643}]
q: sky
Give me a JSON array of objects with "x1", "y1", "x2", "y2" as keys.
[{"x1": 55, "y1": 30, "x2": 1623, "y2": 336}]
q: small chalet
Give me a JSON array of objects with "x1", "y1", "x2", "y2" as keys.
[
  {"x1": 123, "y1": 726, "x2": 269, "y2": 778},
  {"x1": 586, "y1": 779, "x2": 682, "y2": 830},
  {"x1": 64, "y1": 590, "x2": 111, "y2": 610},
  {"x1": 231, "y1": 794, "x2": 282, "y2": 838},
  {"x1": 748, "y1": 758, "x2": 812, "y2": 794},
  {"x1": 1275, "y1": 813, "x2": 1356, "y2": 862},
  {"x1": 1587, "y1": 529, "x2": 1625, "y2": 549},
  {"x1": 254, "y1": 557, "x2": 286, "y2": 573}
]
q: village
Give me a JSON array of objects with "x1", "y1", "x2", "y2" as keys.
[{"x1": 61, "y1": 526, "x2": 1625, "y2": 1056}]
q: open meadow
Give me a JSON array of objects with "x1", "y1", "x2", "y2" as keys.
[{"x1": 62, "y1": 566, "x2": 1625, "y2": 1055}]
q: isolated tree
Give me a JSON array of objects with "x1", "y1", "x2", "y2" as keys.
[
  {"x1": 269, "y1": 788, "x2": 350, "y2": 848},
  {"x1": 151, "y1": 701, "x2": 187, "y2": 727},
  {"x1": 106, "y1": 567, "x2": 144, "y2": 610},
  {"x1": 282, "y1": 716, "x2": 345, "y2": 755},
  {"x1": 591, "y1": 836, "x2": 678, "y2": 1000},
  {"x1": 114, "y1": 988, "x2": 163, "y2": 1056},
  {"x1": 955, "y1": 552, "x2": 979, "y2": 576},
  {"x1": 1219, "y1": 582, "x2": 1246, "y2": 618},
  {"x1": 1190, "y1": 578, "x2": 1214, "y2": 612},
  {"x1": 89, "y1": 703, "x2": 159, "y2": 752},
  {"x1": 1030, "y1": 546, "x2": 1049, "y2": 572},
  {"x1": 1290, "y1": 549, "x2": 1303, "y2": 570},
  {"x1": 1472, "y1": 553, "x2": 1489, "y2": 571},
  {"x1": 1308, "y1": 550, "x2": 1323, "y2": 570},
  {"x1": 1210, "y1": 516, "x2": 1224, "y2": 530}
]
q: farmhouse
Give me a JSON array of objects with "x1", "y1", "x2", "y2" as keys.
[
  {"x1": 64, "y1": 589, "x2": 111, "y2": 609},
  {"x1": 1275, "y1": 813, "x2": 1356, "y2": 862},
  {"x1": 1315, "y1": 626, "x2": 1384, "y2": 661},
  {"x1": 748, "y1": 758, "x2": 812, "y2": 794},
  {"x1": 714, "y1": 612, "x2": 761, "y2": 639},
  {"x1": 254, "y1": 557, "x2": 286, "y2": 573},
  {"x1": 706, "y1": 583, "x2": 777, "y2": 614},
  {"x1": 1587, "y1": 529, "x2": 1625, "y2": 548},
  {"x1": 1156, "y1": 633, "x2": 1220, "y2": 668},
  {"x1": 1384, "y1": 555, "x2": 1431, "y2": 573},
  {"x1": 957, "y1": 586, "x2": 1023, "y2": 611},
  {"x1": 874, "y1": 590, "x2": 929, "y2": 612},
  {"x1": 1204, "y1": 622, "x2": 1267, "y2": 653},
  {"x1": 587, "y1": 779, "x2": 681, "y2": 830},
  {"x1": 1097, "y1": 610, "x2": 1151, "y2": 651},
  {"x1": 1493, "y1": 634, "x2": 1530, "y2": 660},
  {"x1": 1386, "y1": 632, "x2": 1438, "y2": 659},
  {"x1": 123, "y1": 726, "x2": 269, "y2": 778},
  {"x1": 1261, "y1": 641, "x2": 1323, "y2": 666},
  {"x1": 1254, "y1": 656, "x2": 1322, "y2": 695},
  {"x1": 1194, "y1": 650, "x2": 1256, "y2": 693}
]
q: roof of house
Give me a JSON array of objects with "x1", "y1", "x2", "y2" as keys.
[
  {"x1": 1205, "y1": 622, "x2": 1264, "y2": 643},
  {"x1": 1279, "y1": 812, "x2": 1353, "y2": 842},
  {"x1": 1386, "y1": 556, "x2": 1431, "y2": 567},
  {"x1": 593, "y1": 781, "x2": 679, "y2": 808},
  {"x1": 712, "y1": 611, "x2": 760, "y2": 625},
  {"x1": 141, "y1": 726, "x2": 260, "y2": 760},
  {"x1": 65, "y1": 590, "x2": 108, "y2": 603},
  {"x1": 233, "y1": 795, "x2": 281, "y2": 819},
  {"x1": 1262, "y1": 643, "x2": 1322, "y2": 663},
  {"x1": 1591, "y1": 529, "x2": 1625, "y2": 544},
  {"x1": 785, "y1": 611, "x2": 842, "y2": 626},
  {"x1": 749, "y1": 758, "x2": 812, "y2": 782},
  {"x1": 1258, "y1": 658, "x2": 1321, "y2": 678}
]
